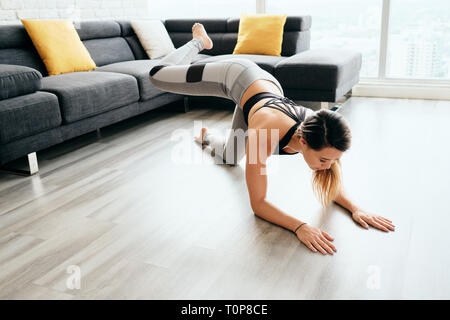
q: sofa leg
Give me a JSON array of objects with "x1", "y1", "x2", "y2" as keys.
[
  {"x1": 96, "y1": 128, "x2": 102, "y2": 139},
  {"x1": 329, "y1": 104, "x2": 343, "y2": 112},
  {"x1": 183, "y1": 97, "x2": 190, "y2": 113},
  {"x1": 344, "y1": 89, "x2": 353, "y2": 98},
  {"x1": 320, "y1": 101, "x2": 344, "y2": 112},
  {"x1": 0, "y1": 152, "x2": 39, "y2": 176}
]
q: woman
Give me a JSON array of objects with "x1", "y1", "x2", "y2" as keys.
[{"x1": 149, "y1": 23, "x2": 395, "y2": 255}]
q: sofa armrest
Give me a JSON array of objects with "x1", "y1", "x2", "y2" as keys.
[
  {"x1": 0, "y1": 64, "x2": 42, "y2": 101},
  {"x1": 275, "y1": 48, "x2": 362, "y2": 90},
  {"x1": 274, "y1": 48, "x2": 362, "y2": 101}
]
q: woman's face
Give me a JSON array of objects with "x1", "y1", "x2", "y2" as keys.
[{"x1": 299, "y1": 137, "x2": 343, "y2": 171}]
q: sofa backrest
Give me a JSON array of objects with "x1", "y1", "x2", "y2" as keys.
[
  {"x1": 0, "y1": 24, "x2": 47, "y2": 75},
  {"x1": 164, "y1": 16, "x2": 311, "y2": 56},
  {"x1": 116, "y1": 16, "x2": 311, "y2": 58},
  {"x1": 116, "y1": 20, "x2": 151, "y2": 60},
  {"x1": 0, "y1": 16, "x2": 311, "y2": 76},
  {"x1": 0, "y1": 20, "x2": 137, "y2": 76},
  {"x1": 77, "y1": 20, "x2": 136, "y2": 67}
]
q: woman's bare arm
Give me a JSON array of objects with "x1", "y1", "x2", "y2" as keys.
[
  {"x1": 334, "y1": 186, "x2": 395, "y2": 231},
  {"x1": 245, "y1": 124, "x2": 305, "y2": 232},
  {"x1": 246, "y1": 163, "x2": 305, "y2": 232},
  {"x1": 244, "y1": 123, "x2": 337, "y2": 254},
  {"x1": 333, "y1": 186, "x2": 360, "y2": 214}
]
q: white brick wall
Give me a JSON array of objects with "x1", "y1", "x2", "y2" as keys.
[{"x1": 0, "y1": 0, "x2": 149, "y2": 24}]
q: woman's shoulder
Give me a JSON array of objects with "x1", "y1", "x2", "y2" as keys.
[{"x1": 248, "y1": 110, "x2": 296, "y2": 154}]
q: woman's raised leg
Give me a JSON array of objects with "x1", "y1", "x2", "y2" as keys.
[
  {"x1": 149, "y1": 24, "x2": 234, "y2": 102},
  {"x1": 149, "y1": 24, "x2": 278, "y2": 106},
  {"x1": 149, "y1": 23, "x2": 283, "y2": 165}
]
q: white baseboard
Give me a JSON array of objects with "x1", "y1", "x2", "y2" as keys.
[{"x1": 352, "y1": 80, "x2": 450, "y2": 101}]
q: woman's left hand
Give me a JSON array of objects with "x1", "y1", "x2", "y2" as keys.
[{"x1": 352, "y1": 209, "x2": 395, "y2": 232}]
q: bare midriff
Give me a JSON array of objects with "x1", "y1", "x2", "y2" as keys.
[
  {"x1": 239, "y1": 79, "x2": 283, "y2": 109},
  {"x1": 239, "y1": 79, "x2": 286, "y2": 130}
]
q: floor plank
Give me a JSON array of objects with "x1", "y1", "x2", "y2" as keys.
[{"x1": 0, "y1": 98, "x2": 449, "y2": 299}]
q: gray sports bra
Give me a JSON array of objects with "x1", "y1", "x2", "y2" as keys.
[{"x1": 243, "y1": 92, "x2": 306, "y2": 155}]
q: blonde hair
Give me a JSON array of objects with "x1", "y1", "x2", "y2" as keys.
[
  {"x1": 311, "y1": 159, "x2": 343, "y2": 207},
  {"x1": 297, "y1": 109, "x2": 351, "y2": 207}
]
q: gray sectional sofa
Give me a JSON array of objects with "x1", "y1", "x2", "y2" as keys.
[{"x1": 0, "y1": 17, "x2": 362, "y2": 175}]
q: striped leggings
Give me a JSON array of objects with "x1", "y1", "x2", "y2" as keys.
[{"x1": 149, "y1": 38, "x2": 283, "y2": 165}]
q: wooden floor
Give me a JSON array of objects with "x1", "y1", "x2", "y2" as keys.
[{"x1": 0, "y1": 97, "x2": 449, "y2": 300}]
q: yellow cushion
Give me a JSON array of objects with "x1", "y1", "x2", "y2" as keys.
[
  {"x1": 233, "y1": 14, "x2": 287, "y2": 56},
  {"x1": 21, "y1": 19, "x2": 97, "y2": 76}
]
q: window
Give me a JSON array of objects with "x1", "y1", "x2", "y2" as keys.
[
  {"x1": 266, "y1": 0, "x2": 382, "y2": 78},
  {"x1": 386, "y1": 0, "x2": 450, "y2": 79}
]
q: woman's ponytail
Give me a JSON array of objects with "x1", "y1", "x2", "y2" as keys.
[
  {"x1": 297, "y1": 109, "x2": 351, "y2": 207},
  {"x1": 312, "y1": 159, "x2": 343, "y2": 207}
]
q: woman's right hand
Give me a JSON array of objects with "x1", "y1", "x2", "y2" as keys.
[{"x1": 295, "y1": 224, "x2": 337, "y2": 255}]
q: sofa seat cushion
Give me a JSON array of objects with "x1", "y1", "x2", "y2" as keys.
[
  {"x1": 194, "y1": 54, "x2": 285, "y2": 73},
  {"x1": 95, "y1": 60, "x2": 166, "y2": 101},
  {"x1": 274, "y1": 48, "x2": 362, "y2": 92},
  {"x1": 0, "y1": 91, "x2": 61, "y2": 144},
  {"x1": 0, "y1": 64, "x2": 42, "y2": 100},
  {"x1": 40, "y1": 71, "x2": 139, "y2": 123}
]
